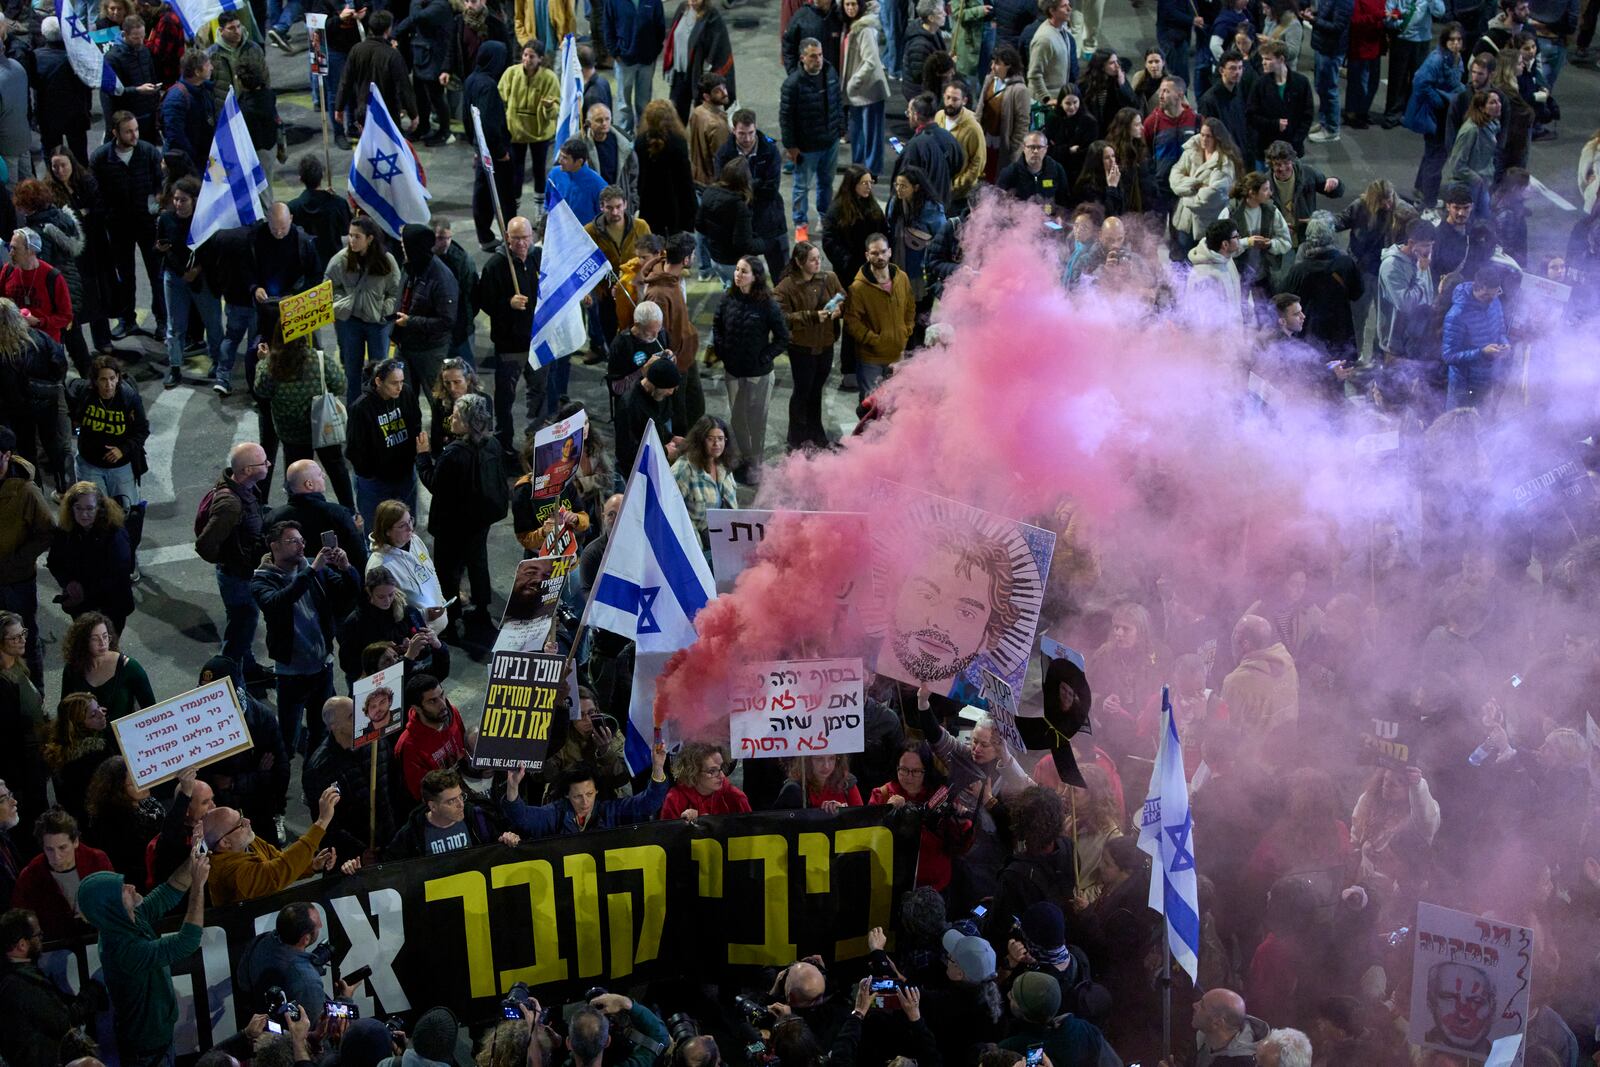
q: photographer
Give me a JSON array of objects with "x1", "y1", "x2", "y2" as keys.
[
  {"x1": 763, "y1": 957, "x2": 849, "y2": 1049},
  {"x1": 237, "y1": 902, "x2": 357, "y2": 1021},
  {"x1": 565, "y1": 993, "x2": 670, "y2": 1067}
]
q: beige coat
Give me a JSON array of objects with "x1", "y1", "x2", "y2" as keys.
[
  {"x1": 1168, "y1": 135, "x2": 1237, "y2": 240},
  {"x1": 842, "y1": 3, "x2": 890, "y2": 107},
  {"x1": 1220, "y1": 641, "x2": 1300, "y2": 737}
]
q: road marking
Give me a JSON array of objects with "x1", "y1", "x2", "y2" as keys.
[
  {"x1": 140, "y1": 544, "x2": 198, "y2": 569},
  {"x1": 142, "y1": 388, "x2": 199, "y2": 506},
  {"x1": 1531, "y1": 176, "x2": 1577, "y2": 211}
]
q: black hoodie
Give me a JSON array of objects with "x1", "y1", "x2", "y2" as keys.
[
  {"x1": 395, "y1": 224, "x2": 459, "y2": 353},
  {"x1": 346, "y1": 380, "x2": 423, "y2": 483},
  {"x1": 461, "y1": 40, "x2": 510, "y2": 160}
]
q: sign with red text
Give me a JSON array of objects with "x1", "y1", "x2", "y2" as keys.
[
  {"x1": 729, "y1": 658, "x2": 864, "y2": 760},
  {"x1": 1408, "y1": 902, "x2": 1534, "y2": 1061},
  {"x1": 111, "y1": 678, "x2": 253, "y2": 790}
]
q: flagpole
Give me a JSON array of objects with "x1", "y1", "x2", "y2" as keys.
[
  {"x1": 1158, "y1": 683, "x2": 1173, "y2": 1065},
  {"x1": 318, "y1": 72, "x2": 334, "y2": 190},
  {"x1": 472, "y1": 106, "x2": 520, "y2": 297}
]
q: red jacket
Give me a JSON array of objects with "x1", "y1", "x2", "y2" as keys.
[
  {"x1": 1349, "y1": 0, "x2": 1388, "y2": 62},
  {"x1": 12, "y1": 843, "x2": 114, "y2": 940},
  {"x1": 394, "y1": 705, "x2": 470, "y2": 801},
  {"x1": 0, "y1": 260, "x2": 73, "y2": 341},
  {"x1": 659, "y1": 778, "x2": 752, "y2": 819}
]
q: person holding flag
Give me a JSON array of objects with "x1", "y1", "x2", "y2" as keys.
[
  {"x1": 1138, "y1": 685, "x2": 1203, "y2": 1061},
  {"x1": 581, "y1": 417, "x2": 712, "y2": 772},
  {"x1": 348, "y1": 82, "x2": 432, "y2": 238},
  {"x1": 499, "y1": 38, "x2": 561, "y2": 213},
  {"x1": 36, "y1": 14, "x2": 95, "y2": 168},
  {"x1": 154, "y1": 175, "x2": 226, "y2": 388},
  {"x1": 187, "y1": 88, "x2": 271, "y2": 254},
  {"x1": 464, "y1": 41, "x2": 515, "y2": 251}
]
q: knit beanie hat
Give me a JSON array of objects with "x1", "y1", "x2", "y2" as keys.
[{"x1": 1012, "y1": 970, "x2": 1063, "y2": 1023}]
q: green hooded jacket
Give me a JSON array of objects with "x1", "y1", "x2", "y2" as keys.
[{"x1": 77, "y1": 870, "x2": 203, "y2": 1057}]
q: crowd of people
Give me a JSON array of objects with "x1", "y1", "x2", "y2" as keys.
[{"x1": 0, "y1": 0, "x2": 1599, "y2": 1064}]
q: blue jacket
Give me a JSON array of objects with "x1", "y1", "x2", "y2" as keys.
[
  {"x1": 502, "y1": 777, "x2": 669, "y2": 837},
  {"x1": 605, "y1": 0, "x2": 667, "y2": 64},
  {"x1": 1402, "y1": 47, "x2": 1462, "y2": 135},
  {"x1": 547, "y1": 164, "x2": 609, "y2": 226},
  {"x1": 1309, "y1": 0, "x2": 1354, "y2": 55},
  {"x1": 237, "y1": 931, "x2": 326, "y2": 1015},
  {"x1": 161, "y1": 79, "x2": 218, "y2": 169},
  {"x1": 1441, "y1": 280, "x2": 1507, "y2": 409}
]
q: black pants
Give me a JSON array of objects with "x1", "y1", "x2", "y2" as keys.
[
  {"x1": 787, "y1": 344, "x2": 833, "y2": 448},
  {"x1": 669, "y1": 71, "x2": 693, "y2": 124},
  {"x1": 107, "y1": 222, "x2": 167, "y2": 327},
  {"x1": 472, "y1": 162, "x2": 520, "y2": 245},
  {"x1": 434, "y1": 525, "x2": 491, "y2": 622},
  {"x1": 509, "y1": 140, "x2": 552, "y2": 207},
  {"x1": 282, "y1": 438, "x2": 356, "y2": 511},
  {"x1": 1384, "y1": 39, "x2": 1429, "y2": 117},
  {"x1": 494, "y1": 353, "x2": 548, "y2": 450},
  {"x1": 1582, "y1": 0, "x2": 1600, "y2": 49},
  {"x1": 412, "y1": 73, "x2": 450, "y2": 138}
]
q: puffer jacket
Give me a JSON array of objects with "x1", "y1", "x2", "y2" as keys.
[
  {"x1": 1168, "y1": 137, "x2": 1236, "y2": 240},
  {"x1": 1308, "y1": 0, "x2": 1353, "y2": 55},
  {"x1": 254, "y1": 348, "x2": 347, "y2": 449},
  {"x1": 1441, "y1": 279, "x2": 1508, "y2": 407},
  {"x1": 21, "y1": 205, "x2": 86, "y2": 314},
  {"x1": 77, "y1": 871, "x2": 201, "y2": 1059},
  {"x1": 499, "y1": 61, "x2": 561, "y2": 143},
  {"x1": 901, "y1": 23, "x2": 945, "y2": 85},
  {"x1": 47, "y1": 523, "x2": 135, "y2": 622},
  {"x1": 711, "y1": 287, "x2": 790, "y2": 378},
  {"x1": 842, "y1": 3, "x2": 889, "y2": 106},
  {"x1": 326, "y1": 247, "x2": 403, "y2": 324},
  {"x1": 780, "y1": 63, "x2": 846, "y2": 155},
  {"x1": 695, "y1": 184, "x2": 757, "y2": 265},
  {"x1": 607, "y1": 0, "x2": 667, "y2": 63},
  {"x1": 396, "y1": 226, "x2": 459, "y2": 353},
  {"x1": 1402, "y1": 47, "x2": 1463, "y2": 135}
]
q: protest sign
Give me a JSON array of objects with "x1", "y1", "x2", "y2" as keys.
[
  {"x1": 867, "y1": 483, "x2": 1055, "y2": 698},
  {"x1": 40, "y1": 806, "x2": 920, "y2": 1053},
  {"x1": 305, "y1": 12, "x2": 328, "y2": 76},
  {"x1": 278, "y1": 280, "x2": 334, "y2": 342},
  {"x1": 1358, "y1": 695, "x2": 1418, "y2": 769},
  {"x1": 533, "y1": 410, "x2": 587, "y2": 499},
  {"x1": 729, "y1": 658, "x2": 865, "y2": 759},
  {"x1": 475, "y1": 651, "x2": 566, "y2": 770},
  {"x1": 1408, "y1": 902, "x2": 1534, "y2": 1061},
  {"x1": 353, "y1": 665, "x2": 403, "y2": 748},
  {"x1": 706, "y1": 508, "x2": 870, "y2": 600},
  {"x1": 492, "y1": 556, "x2": 570, "y2": 655},
  {"x1": 111, "y1": 678, "x2": 252, "y2": 790},
  {"x1": 976, "y1": 667, "x2": 1025, "y2": 753}
]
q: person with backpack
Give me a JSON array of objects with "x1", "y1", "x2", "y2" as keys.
[
  {"x1": 346, "y1": 357, "x2": 423, "y2": 534},
  {"x1": 415, "y1": 394, "x2": 507, "y2": 632},
  {"x1": 2, "y1": 229, "x2": 74, "y2": 345},
  {"x1": 195, "y1": 441, "x2": 273, "y2": 690}
]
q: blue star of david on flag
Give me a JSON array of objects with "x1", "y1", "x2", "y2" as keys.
[
  {"x1": 636, "y1": 588, "x2": 662, "y2": 634},
  {"x1": 368, "y1": 148, "x2": 402, "y2": 184},
  {"x1": 1137, "y1": 686, "x2": 1202, "y2": 982},
  {"x1": 1166, "y1": 811, "x2": 1195, "y2": 872}
]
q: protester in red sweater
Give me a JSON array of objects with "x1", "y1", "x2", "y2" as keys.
[
  {"x1": 393, "y1": 673, "x2": 471, "y2": 802},
  {"x1": 773, "y1": 752, "x2": 863, "y2": 810},
  {"x1": 659, "y1": 741, "x2": 752, "y2": 820},
  {"x1": 867, "y1": 739, "x2": 968, "y2": 891},
  {"x1": 11, "y1": 808, "x2": 113, "y2": 941},
  {"x1": 1, "y1": 229, "x2": 74, "y2": 342}
]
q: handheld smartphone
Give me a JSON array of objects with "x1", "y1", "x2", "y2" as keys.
[
  {"x1": 870, "y1": 977, "x2": 900, "y2": 1011},
  {"x1": 341, "y1": 964, "x2": 373, "y2": 986},
  {"x1": 321, "y1": 530, "x2": 339, "y2": 550},
  {"x1": 266, "y1": 1021, "x2": 283, "y2": 1035},
  {"x1": 972, "y1": 903, "x2": 988, "y2": 919},
  {"x1": 325, "y1": 1002, "x2": 358, "y2": 1019},
  {"x1": 1026, "y1": 1044, "x2": 1045, "y2": 1067}
]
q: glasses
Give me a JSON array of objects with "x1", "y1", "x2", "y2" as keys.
[
  {"x1": 242, "y1": 460, "x2": 272, "y2": 471},
  {"x1": 221, "y1": 815, "x2": 247, "y2": 840},
  {"x1": 699, "y1": 765, "x2": 726, "y2": 777},
  {"x1": 278, "y1": 535, "x2": 306, "y2": 547},
  {"x1": 0, "y1": 791, "x2": 15, "y2": 804},
  {"x1": 898, "y1": 766, "x2": 926, "y2": 777}
]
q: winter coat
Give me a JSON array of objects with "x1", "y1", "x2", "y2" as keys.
[
  {"x1": 498, "y1": 60, "x2": 560, "y2": 144},
  {"x1": 1280, "y1": 243, "x2": 1363, "y2": 353},
  {"x1": 696, "y1": 184, "x2": 758, "y2": 264},
  {"x1": 982, "y1": 72, "x2": 1032, "y2": 167},
  {"x1": 774, "y1": 270, "x2": 845, "y2": 350},
  {"x1": 902, "y1": 24, "x2": 947, "y2": 85},
  {"x1": 207, "y1": 38, "x2": 270, "y2": 109},
  {"x1": 1377, "y1": 243, "x2": 1436, "y2": 357},
  {"x1": 1333, "y1": 198, "x2": 1415, "y2": 275},
  {"x1": 0, "y1": 958, "x2": 80, "y2": 1067},
  {"x1": 843, "y1": 263, "x2": 915, "y2": 365},
  {"x1": 843, "y1": 4, "x2": 890, "y2": 106},
  {"x1": 477, "y1": 246, "x2": 540, "y2": 353},
  {"x1": 637, "y1": 132, "x2": 698, "y2": 236},
  {"x1": 1271, "y1": 160, "x2": 1341, "y2": 244},
  {"x1": 1246, "y1": 71, "x2": 1315, "y2": 159},
  {"x1": 1445, "y1": 117, "x2": 1499, "y2": 187},
  {"x1": 250, "y1": 556, "x2": 359, "y2": 666},
  {"x1": 336, "y1": 35, "x2": 417, "y2": 121},
  {"x1": 236, "y1": 932, "x2": 326, "y2": 1018},
  {"x1": 950, "y1": 0, "x2": 991, "y2": 75},
  {"x1": 712, "y1": 288, "x2": 790, "y2": 377},
  {"x1": 1441, "y1": 280, "x2": 1508, "y2": 407},
  {"x1": 88, "y1": 139, "x2": 163, "y2": 225},
  {"x1": 642, "y1": 260, "x2": 699, "y2": 368},
  {"x1": 304, "y1": 734, "x2": 395, "y2": 856},
  {"x1": 47, "y1": 524, "x2": 135, "y2": 623},
  {"x1": 893, "y1": 122, "x2": 964, "y2": 210},
  {"x1": 396, "y1": 253, "x2": 459, "y2": 354},
  {"x1": 34, "y1": 45, "x2": 91, "y2": 131},
  {"x1": 1403, "y1": 47, "x2": 1463, "y2": 135},
  {"x1": 464, "y1": 41, "x2": 512, "y2": 159},
  {"x1": 12, "y1": 843, "x2": 113, "y2": 940},
  {"x1": 0, "y1": 458, "x2": 53, "y2": 585},
  {"x1": 663, "y1": 3, "x2": 736, "y2": 100},
  {"x1": 938, "y1": 108, "x2": 987, "y2": 200},
  {"x1": 445, "y1": 9, "x2": 516, "y2": 78},
  {"x1": 337, "y1": 599, "x2": 446, "y2": 684},
  {"x1": 396, "y1": 0, "x2": 454, "y2": 79},
  {"x1": 77, "y1": 872, "x2": 201, "y2": 1058},
  {"x1": 887, "y1": 196, "x2": 947, "y2": 299},
  {"x1": 784, "y1": 0, "x2": 845, "y2": 70},
  {"x1": 386, "y1": 800, "x2": 500, "y2": 857},
  {"x1": 1349, "y1": 0, "x2": 1388, "y2": 60},
  {"x1": 822, "y1": 195, "x2": 887, "y2": 287},
  {"x1": 584, "y1": 130, "x2": 640, "y2": 207},
  {"x1": 327, "y1": 248, "x2": 402, "y2": 324},
  {"x1": 416, "y1": 435, "x2": 508, "y2": 533},
  {"x1": 1198, "y1": 81, "x2": 1249, "y2": 163},
  {"x1": 715, "y1": 132, "x2": 786, "y2": 239},
  {"x1": 103, "y1": 43, "x2": 160, "y2": 132},
  {"x1": 502, "y1": 777, "x2": 669, "y2": 837},
  {"x1": 289, "y1": 188, "x2": 353, "y2": 269},
  {"x1": 607, "y1": 0, "x2": 668, "y2": 64},
  {"x1": 160, "y1": 78, "x2": 217, "y2": 169},
  {"x1": 1220, "y1": 641, "x2": 1300, "y2": 736},
  {"x1": 266, "y1": 490, "x2": 368, "y2": 571},
  {"x1": 780, "y1": 63, "x2": 847, "y2": 153},
  {"x1": 1169, "y1": 138, "x2": 1237, "y2": 240},
  {"x1": 1185, "y1": 241, "x2": 1244, "y2": 328},
  {"x1": 1309, "y1": 0, "x2": 1354, "y2": 55},
  {"x1": 194, "y1": 473, "x2": 266, "y2": 578},
  {"x1": 20, "y1": 206, "x2": 86, "y2": 315},
  {"x1": 347, "y1": 383, "x2": 423, "y2": 483},
  {"x1": 255, "y1": 349, "x2": 348, "y2": 449}
]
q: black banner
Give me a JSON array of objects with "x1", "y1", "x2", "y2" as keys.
[
  {"x1": 42, "y1": 807, "x2": 921, "y2": 1054},
  {"x1": 476, "y1": 651, "x2": 564, "y2": 771}
]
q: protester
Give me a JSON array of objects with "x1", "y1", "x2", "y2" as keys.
[
  {"x1": 502, "y1": 742, "x2": 670, "y2": 835},
  {"x1": 416, "y1": 393, "x2": 506, "y2": 628}
]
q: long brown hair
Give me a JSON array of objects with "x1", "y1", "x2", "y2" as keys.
[
  {"x1": 267, "y1": 336, "x2": 312, "y2": 381},
  {"x1": 84, "y1": 754, "x2": 137, "y2": 822},
  {"x1": 829, "y1": 164, "x2": 885, "y2": 230},
  {"x1": 62, "y1": 611, "x2": 118, "y2": 676},
  {"x1": 43, "y1": 693, "x2": 106, "y2": 771},
  {"x1": 57, "y1": 481, "x2": 126, "y2": 533},
  {"x1": 637, "y1": 99, "x2": 686, "y2": 156},
  {"x1": 348, "y1": 216, "x2": 394, "y2": 275}
]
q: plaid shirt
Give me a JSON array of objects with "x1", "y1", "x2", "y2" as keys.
[
  {"x1": 145, "y1": 7, "x2": 187, "y2": 90},
  {"x1": 672, "y1": 457, "x2": 737, "y2": 540}
]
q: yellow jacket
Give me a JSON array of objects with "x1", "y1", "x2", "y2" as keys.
[
  {"x1": 208, "y1": 824, "x2": 325, "y2": 907},
  {"x1": 499, "y1": 64, "x2": 561, "y2": 144}
]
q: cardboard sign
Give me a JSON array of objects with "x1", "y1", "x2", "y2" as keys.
[
  {"x1": 729, "y1": 658, "x2": 865, "y2": 759},
  {"x1": 278, "y1": 280, "x2": 335, "y2": 343},
  {"x1": 475, "y1": 651, "x2": 563, "y2": 770},
  {"x1": 706, "y1": 508, "x2": 870, "y2": 600},
  {"x1": 305, "y1": 12, "x2": 328, "y2": 76},
  {"x1": 493, "y1": 556, "x2": 571, "y2": 655},
  {"x1": 353, "y1": 665, "x2": 404, "y2": 748},
  {"x1": 1408, "y1": 902, "x2": 1534, "y2": 1060},
  {"x1": 111, "y1": 678, "x2": 252, "y2": 790},
  {"x1": 532, "y1": 410, "x2": 587, "y2": 499},
  {"x1": 976, "y1": 668, "x2": 1025, "y2": 753}
]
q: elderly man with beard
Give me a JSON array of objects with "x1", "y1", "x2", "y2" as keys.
[{"x1": 199, "y1": 785, "x2": 341, "y2": 906}]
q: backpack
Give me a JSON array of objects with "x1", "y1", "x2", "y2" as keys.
[
  {"x1": 0, "y1": 263, "x2": 67, "y2": 324},
  {"x1": 193, "y1": 484, "x2": 234, "y2": 563},
  {"x1": 472, "y1": 440, "x2": 510, "y2": 526}
]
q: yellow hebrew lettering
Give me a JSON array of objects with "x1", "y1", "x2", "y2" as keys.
[
  {"x1": 563, "y1": 853, "x2": 603, "y2": 978},
  {"x1": 492, "y1": 860, "x2": 568, "y2": 986},
  {"x1": 834, "y1": 826, "x2": 894, "y2": 959},
  {"x1": 423, "y1": 871, "x2": 495, "y2": 999},
  {"x1": 797, "y1": 833, "x2": 831, "y2": 894},
  {"x1": 603, "y1": 845, "x2": 667, "y2": 978},
  {"x1": 691, "y1": 838, "x2": 724, "y2": 898},
  {"x1": 726, "y1": 834, "x2": 795, "y2": 966}
]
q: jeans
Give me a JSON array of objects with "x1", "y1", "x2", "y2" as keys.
[
  {"x1": 614, "y1": 61, "x2": 655, "y2": 137},
  {"x1": 266, "y1": 0, "x2": 302, "y2": 32},
  {"x1": 881, "y1": 0, "x2": 903, "y2": 76},
  {"x1": 215, "y1": 568, "x2": 262, "y2": 684},
  {"x1": 787, "y1": 344, "x2": 833, "y2": 448},
  {"x1": 724, "y1": 372, "x2": 773, "y2": 468},
  {"x1": 857, "y1": 359, "x2": 888, "y2": 398},
  {"x1": 849, "y1": 100, "x2": 886, "y2": 177},
  {"x1": 315, "y1": 49, "x2": 348, "y2": 115},
  {"x1": 1536, "y1": 35, "x2": 1568, "y2": 88},
  {"x1": 164, "y1": 271, "x2": 224, "y2": 370},
  {"x1": 355, "y1": 474, "x2": 417, "y2": 536},
  {"x1": 1314, "y1": 52, "x2": 1343, "y2": 132},
  {"x1": 335, "y1": 317, "x2": 393, "y2": 401},
  {"x1": 75, "y1": 459, "x2": 138, "y2": 507},
  {"x1": 221, "y1": 303, "x2": 256, "y2": 384},
  {"x1": 1346, "y1": 58, "x2": 1380, "y2": 117},
  {"x1": 494, "y1": 352, "x2": 548, "y2": 450},
  {"x1": 0, "y1": 580, "x2": 43, "y2": 688},
  {"x1": 1414, "y1": 126, "x2": 1448, "y2": 204},
  {"x1": 275, "y1": 664, "x2": 333, "y2": 756},
  {"x1": 544, "y1": 353, "x2": 571, "y2": 417},
  {"x1": 791, "y1": 141, "x2": 839, "y2": 228}
]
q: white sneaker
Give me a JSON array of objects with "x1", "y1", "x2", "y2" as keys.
[{"x1": 1308, "y1": 129, "x2": 1341, "y2": 143}]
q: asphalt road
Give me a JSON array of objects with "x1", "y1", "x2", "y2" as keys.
[{"x1": 31, "y1": 0, "x2": 1600, "y2": 792}]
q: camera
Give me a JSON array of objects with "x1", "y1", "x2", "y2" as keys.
[
  {"x1": 733, "y1": 994, "x2": 774, "y2": 1031},
  {"x1": 263, "y1": 987, "x2": 301, "y2": 1022},
  {"x1": 307, "y1": 941, "x2": 335, "y2": 973},
  {"x1": 744, "y1": 1039, "x2": 779, "y2": 1066},
  {"x1": 502, "y1": 981, "x2": 536, "y2": 1021},
  {"x1": 665, "y1": 1013, "x2": 700, "y2": 1044}
]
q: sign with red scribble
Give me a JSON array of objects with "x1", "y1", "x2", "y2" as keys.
[
  {"x1": 729, "y1": 658, "x2": 864, "y2": 759},
  {"x1": 1408, "y1": 901, "x2": 1534, "y2": 1061},
  {"x1": 111, "y1": 677, "x2": 253, "y2": 790}
]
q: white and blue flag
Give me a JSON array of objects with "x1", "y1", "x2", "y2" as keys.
[
  {"x1": 528, "y1": 198, "x2": 608, "y2": 367},
  {"x1": 169, "y1": 0, "x2": 247, "y2": 37},
  {"x1": 554, "y1": 33, "x2": 585, "y2": 149},
  {"x1": 348, "y1": 83, "x2": 431, "y2": 239},
  {"x1": 57, "y1": 0, "x2": 122, "y2": 93},
  {"x1": 1137, "y1": 686, "x2": 1201, "y2": 982},
  {"x1": 188, "y1": 88, "x2": 269, "y2": 249},
  {"x1": 587, "y1": 420, "x2": 716, "y2": 771}
]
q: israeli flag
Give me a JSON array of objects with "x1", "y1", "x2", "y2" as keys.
[
  {"x1": 57, "y1": 0, "x2": 123, "y2": 93},
  {"x1": 1137, "y1": 686, "x2": 1202, "y2": 982},
  {"x1": 528, "y1": 199, "x2": 608, "y2": 367},
  {"x1": 169, "y1": 0, "x2": 247, "y2": 36},
  {"x1": 554, "y1": 33, "x2": 585, "y2": 149},
  {"x1": 348, "y1": 83, "x2": 431, "y2": 239},
  {"x1": 588, "y1": 420, "x2": 716, "y2": 771},
  {"x1": 188, "y1": 89, "x2": 269, "y2": 249}
]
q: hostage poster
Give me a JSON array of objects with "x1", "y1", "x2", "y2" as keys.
[{"x1": 1408, "y1": 902, "x2": 1534, "y2": 1061}]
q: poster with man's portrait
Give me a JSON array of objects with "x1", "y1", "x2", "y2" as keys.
[
  {"x1": 353, "y1": 665, "x2": 404, "y2": 748},
  {"x1": 533, "y1": 410, "x2": 587, "y2": 500},
  {"x1": 867, "y1": 484, "x2": 1055, "y2": 698},
  {"x1": 1408, "y1": 902, "x2": 1534, "y2": 1060}
]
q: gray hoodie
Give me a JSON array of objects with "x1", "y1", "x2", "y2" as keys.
[{"x1": 1377, "y1": 242, "x2": 1434, "y2": 358}]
